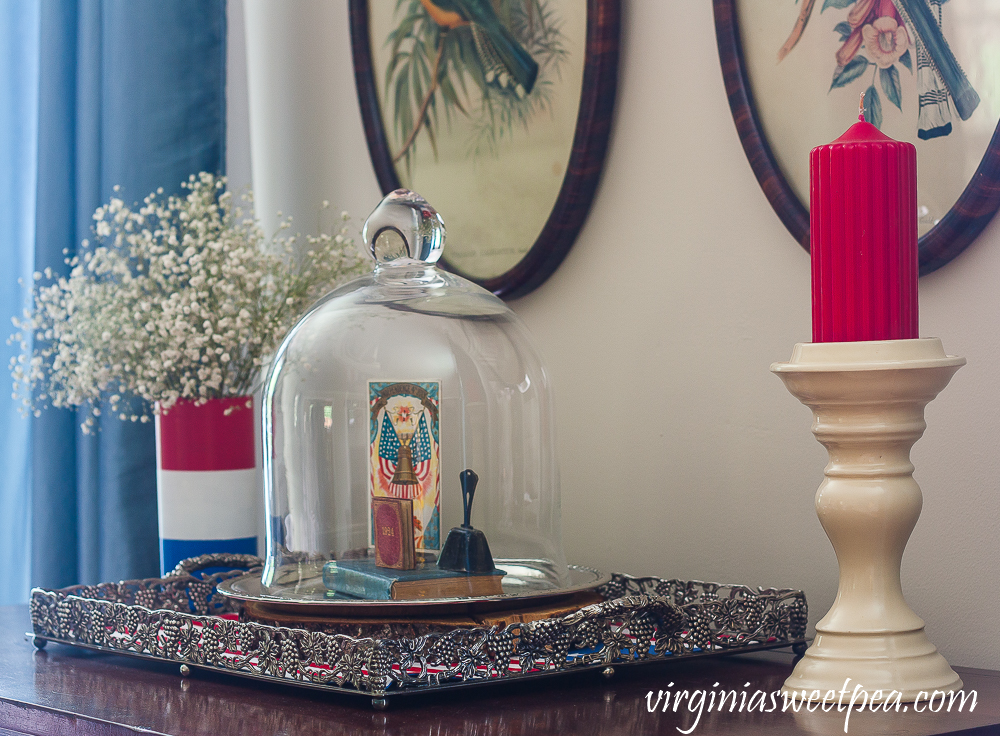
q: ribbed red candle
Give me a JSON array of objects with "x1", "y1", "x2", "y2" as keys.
[{"x1": 810, "y1": 120, "x2": 918, "y2": 342}]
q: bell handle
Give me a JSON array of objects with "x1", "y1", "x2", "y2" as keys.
[{"x1": 459, "y1": 469, "x2": 478, "y2": 529}]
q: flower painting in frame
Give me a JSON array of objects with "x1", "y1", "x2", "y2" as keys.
[
  {"x1": 350, "y1": 0, "x2": 620, "y2": 298},
  {"x1": 715, "y1": 0, "x2": 1000, "y2": 273}
]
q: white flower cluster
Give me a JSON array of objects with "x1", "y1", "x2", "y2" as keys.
[{"x1": 10, "y1": 172, "x2": 364, "y2": 431}]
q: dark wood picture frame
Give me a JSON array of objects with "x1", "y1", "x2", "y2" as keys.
[
  {"x1": 714, "y1": 0, "x2": 1000, "y2": 275},
  {"x1": 349, "y1": 0, "x2": 620, "y2": 299}
]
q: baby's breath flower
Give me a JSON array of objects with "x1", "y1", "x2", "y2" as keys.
[{"x1": 10, "y1": 173, "x2": 363, "y2": 427}]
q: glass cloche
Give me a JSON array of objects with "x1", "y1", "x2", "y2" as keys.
[{"x1": 257, "y1": 190, "x2": 586, "y2": 605}]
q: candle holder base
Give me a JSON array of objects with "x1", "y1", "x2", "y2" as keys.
[
  {"x1": 783, "y1": 629, "x2": 961, "y2": 702},
  {"x1": 772, "y1": 338, "x2": 965, "y2": 702}
]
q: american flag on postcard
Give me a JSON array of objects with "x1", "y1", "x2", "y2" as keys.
[
  {"x1": 376, "y1": 411, "x2": 433, "y2": 497},
  {"x1": 369, "y1": 381, "x2": 441, "y2": 551}
]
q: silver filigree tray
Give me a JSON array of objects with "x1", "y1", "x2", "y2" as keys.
[{"x1": 28, "y1": 555, "x2": 808, "y2": 707}]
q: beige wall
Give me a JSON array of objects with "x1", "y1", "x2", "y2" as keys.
[{"x1": 239, "y1": 1, "x2": 1000, "y2": 668}]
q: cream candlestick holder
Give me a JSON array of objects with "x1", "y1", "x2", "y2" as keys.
[{"x1": 771, "y1": 338, "x2": 964, "y2": 702}]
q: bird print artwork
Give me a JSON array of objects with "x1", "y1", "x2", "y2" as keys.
[
  {"x1": 381, "y1": 0, "x2": 567, "y2": 171},
  {"x1": 777, "y1": 0, "x2": 978, "y2": 137},
  {"x1": 419, "y1": 0, "x2": 539, "y2": 98}
]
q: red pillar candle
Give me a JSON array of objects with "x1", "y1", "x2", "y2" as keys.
[{"x1": 810, "y1": 115, "x2": 918, "y2": 342}]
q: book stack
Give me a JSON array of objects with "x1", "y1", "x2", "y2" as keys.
[{"x1": 323, "y1": 558, "x2": 506, "y2": 601}]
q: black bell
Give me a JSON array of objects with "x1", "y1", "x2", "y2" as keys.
[{"x1": 437, "y1": 470, "x2": 496, "y2": 574}]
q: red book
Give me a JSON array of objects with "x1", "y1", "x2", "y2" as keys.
[{"x1": 373, "y1": 497, "x2": 416, "y2": 570}]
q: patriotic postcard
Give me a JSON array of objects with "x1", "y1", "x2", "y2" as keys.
[{"x1": 368, "y1": 381, "x2": 441, "y2": 552}]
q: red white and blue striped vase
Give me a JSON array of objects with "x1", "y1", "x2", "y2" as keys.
[{"x1": 154, "y1": 396, "x2": 259, "y2": 576}]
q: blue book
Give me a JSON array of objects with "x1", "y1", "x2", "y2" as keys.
[{"x1": 323, "y1": 558, "x2": 505, "y2": 600}]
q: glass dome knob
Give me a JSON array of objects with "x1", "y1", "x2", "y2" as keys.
[{"x1": 362, "y1": 189, "x2": 446, "y2": 265}]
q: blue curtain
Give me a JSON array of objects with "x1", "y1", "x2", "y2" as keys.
[
  {"x1": 0, "y1": 0, "x2": 41, "y2": 604},
  {"x1": 3, "y1": 0, "x2": 226, "y2": 598}
]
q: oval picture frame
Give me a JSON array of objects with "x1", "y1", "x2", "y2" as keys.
[
  {"x1": 714, "y1": 0, "x2": 1000, "y2": 275},
  {"x1": 349, "y1": 0, "x2": 620, "y2": 299}
]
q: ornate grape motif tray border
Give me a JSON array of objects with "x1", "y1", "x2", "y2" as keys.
[{"x1": 28, "y1": 555, "x2": 808, "y2": 707}]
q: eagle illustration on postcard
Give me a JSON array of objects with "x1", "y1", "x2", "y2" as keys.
[{"x1": 369, "y1": 381, "x2": 441, "y2": 552}]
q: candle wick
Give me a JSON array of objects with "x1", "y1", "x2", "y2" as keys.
[{"x1": 859, "y1": 93, "x2": 865, "y2": 122}]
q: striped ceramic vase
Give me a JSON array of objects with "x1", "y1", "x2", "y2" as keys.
[{"x1": 154, "y1": 396, "x2": 258, "y2": 576}]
